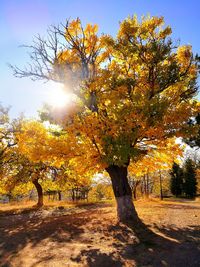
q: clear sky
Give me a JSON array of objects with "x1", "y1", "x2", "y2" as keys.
[{"x1": 0, "y1": 0, "x2": 200, "y2": 118}]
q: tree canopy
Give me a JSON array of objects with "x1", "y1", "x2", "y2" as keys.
[{"x1": 11, "y1": 15, "x2": 200, "y2": 221}]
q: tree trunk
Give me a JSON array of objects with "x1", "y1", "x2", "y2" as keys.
[
  {"x1": 133, "y1": 181, "x2": 139, "y2": 200},
  {"x1": 146, "y1": 171, "x2": 150, "y2": 198},
  {"x1": 32, "y1": 179, "x2": 43, "y2": 207},
  {"x1": 58, "y1": 191, "x2": 62, "y2": 201},
  {"x1": 72, "y1": 189, "x2": 75, "y2": 201},
  {"x1": 133, "y1": 187, "x2": 137, "y2": 200},
  {"x1": 106, "y1": 165, "x2": 139, "y2": 222},
  {"x1": 7, "y1": 193, "x2": 12, "y2": 203},
  {"x1": 159, "y1": 170, "x2": 163, "y2": 200},
  {"x1": 29, "y1": 189, "x2": 34, "y2": 200}
]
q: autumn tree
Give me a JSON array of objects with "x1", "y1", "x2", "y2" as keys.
[
  {"x1": 16, "y1": 119, "x2": 96, "y2": 205},
  {"x1": 129, "y1": 140, "x2": 183, "y2": 199},
  {"x1": 0, "y1": 115, "x2": 48, "y2": 207},
  {"x1": 0, "y1": 105, "x2": 12, "y2": 193},
  {"x1": 17, "y1": 160, "x2": 46, "y2": 207},
  {"x1": 12, "y1": 16, "x2": 199, "y2": 222},
  {"x1": 90, "y1": 182, "x2": 114, "y2": 201},
  {"x1": 14, "y1": 121, "x2": 64, "y2": 207},
  {"x1": 0, "y1": 106, "x2": 25, "y2": 201},
  {"x1": 0, "y1": 150, "x2": 44, "y2": 207},
  {"x1": 0, "y1": 105, "x2": 19, "y2": 168},
  {"x1": 61, "y1": 159, "x2": 93, "y2": 202},
  {"x1": 128, "y1": 175, "x2": 141, "y2": 200},
  {"x1": 42, "y1": 167, "x2": 65, "y2": 201}
]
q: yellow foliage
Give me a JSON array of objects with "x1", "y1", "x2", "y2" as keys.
[{"x1": 15, "y1": 15, "x2": 200, "y2": 189}]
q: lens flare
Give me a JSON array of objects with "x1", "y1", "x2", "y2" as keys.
[{"x1": 47, "y1": 83, "x2": 76, "y2": 108}]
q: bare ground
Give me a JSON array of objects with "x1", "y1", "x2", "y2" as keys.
[{"x1": 0, "y1": 199, "x2": 200, "y2": 267}]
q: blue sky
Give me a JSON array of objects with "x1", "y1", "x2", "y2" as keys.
[{"x1": 0, "y1": 0, "x2": 200, "y2": 118}]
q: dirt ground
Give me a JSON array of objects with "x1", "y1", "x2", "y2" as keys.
[{"x1": 0, "y1": 199, "x2": 200, "y2": 267}]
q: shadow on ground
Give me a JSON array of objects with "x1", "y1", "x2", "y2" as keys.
[
  {"x1": 71, "y1": 217, "x2": 200, "y2": 266},
  {"x1": 0, "y1": 203, "x2": 200, "y2": 267}
]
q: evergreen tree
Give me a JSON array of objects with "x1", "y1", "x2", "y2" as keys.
[
  {"x1": 170, "y1": 162, "x2": 183, "y2": 197},
  {"x1": 183, "y1": 159, "x2": 197, "y2": 198}
]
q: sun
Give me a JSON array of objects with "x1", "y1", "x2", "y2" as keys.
[{"x1": 47, "y1": 83, "x2": 76, "y2": 108}]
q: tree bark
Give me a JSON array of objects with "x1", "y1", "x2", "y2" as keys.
[
  {"x1": 146, "y1": 171, "x2": 150, "y2": 198},
  {"x1": 106, "y1": 165, "x2": 139, "y2": 222},
  {"x1": 32, "y1": 179, "x2": 43, "y2": 207},
  {"x1": 159, "y1": 170, "x2": 163, "y2": 200},
  {"x1": 72, "y1": 189, "x2": 75, "y2": 201},
  {"x1": 133, "y1": 181, "x2": 140, "y2": 200},
  {"x1": 133, "y1": 187, "x2": 137, "y2": 200},
  {"x1": 58, "y1": 191, "x2": 62, "y2": 201}
]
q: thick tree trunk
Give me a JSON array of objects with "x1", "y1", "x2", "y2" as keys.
[
  {"x1": 32, "y1": 179, "x2": 43, "y2": 207},
  {"x1": 106, "y1": 165, "x2": 139, "y2": 222}
]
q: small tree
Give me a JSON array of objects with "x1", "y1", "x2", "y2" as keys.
[
  {"x1": 183, "y1": 159, "x2": 197, "y2": 198},
  {"x1": 170, "y1": 162, "x2": 183, "y2": 197}
]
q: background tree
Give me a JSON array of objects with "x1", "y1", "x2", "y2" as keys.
[
  {"x1": 129, "y1": 140, "x2": 182, "y2": 199},
  {"x1": 0, "y1": 105, "x2": 20, "y2": 169},
  {"x1": 128, "y1": 175, "x2": 141, "y2": 200},
  {"x1": 63, "y1": 162, "x2": 93, "y2": 202},
  {"x1": 11, "y1": 16, "x2": 199, "y2": 222},
  {"x1": 183, "y1": 159, "x2": 197, "y2": 198},
  {"x1": 1, "y1": 152, "x2": 46, "y2": 207},
  {"x1": 170, "y1": 162, "x2": 184, "y2": 197},
  {"x1": 89, "y1": 182, "x2": 114, "y2": 201},
  {"x1": 184, "y1": 113, "x2": 200, "y2": 148}
]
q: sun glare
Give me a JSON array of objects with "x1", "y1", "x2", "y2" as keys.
[{"x1": 47, "y1": 83, "x2": 76, "y2": 108}]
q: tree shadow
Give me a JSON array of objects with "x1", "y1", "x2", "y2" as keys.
[
  {"x1": 71, "y1": 249, "x2": 123, "y2": 267},
  {"x1": 112, "y1": 218, "x2": 200, "y2": 267},
  {"x1": 153, "y1": 203, "x2": 200, "y2": 210},
  {"x1": 72, "y1": 215, "x2": 200, "y2": 267},
  {"x1": 0, "y1": 209, "x2": 96, "y2": 266},
  {"x1": 1, "y1": 204, "x2": 200, "y2": 267},
  {"x1": 152, "y1": 223, "x2": 200, "y2": 243}
]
